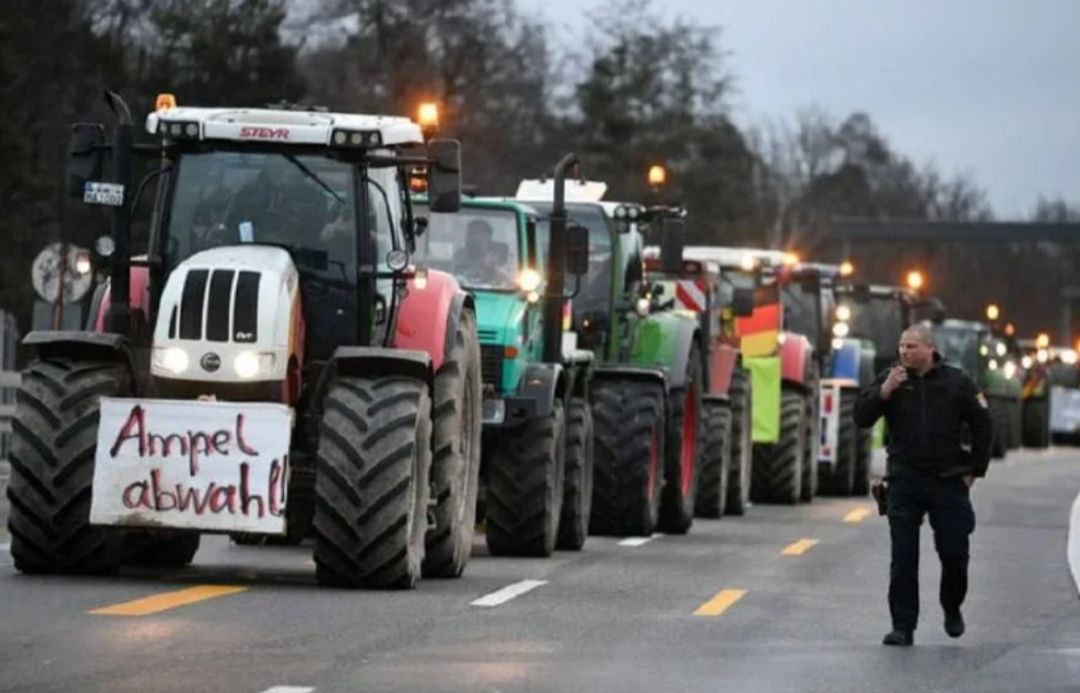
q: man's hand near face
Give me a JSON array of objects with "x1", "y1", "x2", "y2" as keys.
[{"x1": 880, "y1": 365, "x2": 908, "y2": 400}]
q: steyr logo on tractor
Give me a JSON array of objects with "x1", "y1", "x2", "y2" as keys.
[{"x1": 239, "y1": 126, "x2": 290, "y2": 140}]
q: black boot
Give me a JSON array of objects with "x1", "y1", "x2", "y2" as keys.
[
  {"x1": 944, "y1": 609, "x2": 965, "y2": 638},
  {"x1": 882, "y1": 629, "x2": 914, "y2": 646}
]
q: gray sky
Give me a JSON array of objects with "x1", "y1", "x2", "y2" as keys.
[{"x1": 522, "y1": 0, "x2": 1080, "y2": 219}]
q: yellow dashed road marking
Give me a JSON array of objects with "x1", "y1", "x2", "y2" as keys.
[
  {"x1": 844, "y1": 507, "x2": 873, "y2": 523},
  {"x1": 89, "y1": 584, "x2": 249, "y2": 616},
  {"x1": 781, "y1": 538, "x2": 819, "y2": 556},
  {"x1": 694, "y1": 589, "x2": 747, "y2": 616}
]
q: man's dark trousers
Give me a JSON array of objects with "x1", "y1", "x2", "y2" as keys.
[{"x1": 888, "y1": 474, "x2": 976, "y2": 632}]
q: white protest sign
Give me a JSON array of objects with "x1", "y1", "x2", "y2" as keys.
[{"x1": 90, "y1": 397, "x2": 293, "y2": 534}]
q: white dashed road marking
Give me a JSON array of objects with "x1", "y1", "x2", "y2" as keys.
[
  {"x1": 618, "y1": 534, "x2": 662, "y2": 547},
  {"x1": 470, "y1": 580, "x2": 548, "y2": 608},
  {"x1": 259, "y1": 687, "x2": 315, "y2": 693}
]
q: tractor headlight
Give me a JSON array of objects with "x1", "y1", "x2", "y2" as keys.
[
  {"x1": 831, "y1": 337, "x2": 845, "y2": 351},
  {"x1": 517, "y1": 268, "x2": 542, "y2": 293},
  {"x1": 995, "y1": 342, "x2": 1007, "y2": 357},
  {"x1": 1003, "y1": 361, "x2": 1017, "y2": 379},
  {"x1": 831, "y1": 321, "x2": 849, "y2": 338},
  {"x1": 636, "y1": 296, "x2": 651, "y2": 316},
  {"x1": 1021, "y1": 355, "x2": 1033, "y2": 369},
  {"x1": 154, "y1": 347, "x2": 190, "y2": 376},
  {"x1": 835, "y1": 305, "x2": 851, "y2": 322},
  {"x1": 234, "y1": 350, "x2": 275, "y2": 379},
  {"x1": 988, "y1": 358, "x2": 999, "y2": 370}
]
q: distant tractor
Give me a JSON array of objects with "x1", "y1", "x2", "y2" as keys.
[
  {"x1": 7, "y1": 93, "x2": 483, "y2": 589},
  {"x1": 643, "y1": 247, "x2": 754, "y2": 517},
  {"x1": 930, "y1": 320, "x2": 1022, "y2": 459},
  {"x1": 413, "y1": 163, "x2": 594, "y2": 556}
]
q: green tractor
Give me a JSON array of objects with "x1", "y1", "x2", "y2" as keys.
[
  {"x1": 412, "y1": 162, "x2": 594, "y2": 556},
  {"x1": 642, "y1": 246, "x2": 755, "y2": 518},
  {"x1": 513, "y1": 175, "x2": 704, "y2": 536},
  {"x1": 930, "y1": 319, "x2": 1023, "y2": 459}
]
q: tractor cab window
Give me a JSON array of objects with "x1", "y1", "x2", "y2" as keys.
[
  {"x1": 848, "y1": 295, "x2": 904, "y2": 347},
  {"x1": 161, "y1": 150, "x2": 357, "y2": 284},
  {"x1": 932, "y1": 325, "x2": 983, "y2": 377},
  {"x1": 413, "y1": 206, "x2": 520, "y2": 290},
  {"x1": 781, "y1": 281, "x2": 822, "y2": 350},
  {"x1": 532, "y1": 202, "x2": 613, "y2": 322}
]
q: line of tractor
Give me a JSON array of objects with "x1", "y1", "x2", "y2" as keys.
[{"x1": 3, "y1": 95, "x2": 1048, "y2": 589}]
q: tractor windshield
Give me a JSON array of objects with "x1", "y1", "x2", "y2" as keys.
[
  {"x1": 532, "y1": 202, "x2": 613, "y2": 320},
  {"x1": 847, "y1": 295, "x2": 904, "y2": 347},
  {"x1": 413, "y1": 206, "x2": 520, "y2": 290},
  {"x1": 932, "y1": 325, "x2": 984, "y2": 376},
  {"x1": 781, "y1": 281, "x2": 823, "y2": 350},
  {"x1": 161, "y1": 150, "x2": 359, "y2": 283}
]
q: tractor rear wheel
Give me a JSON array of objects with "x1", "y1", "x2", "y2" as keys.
[
  {"x1": 694, "y1": 401, "x2": 732, "y2": 518},
  {"x1": 590, "y1": 379, "x2": 665, "y2": 536},
  {"x1": 485, "y1": 402, "x2": 565, "y2": 557},
  {"x1": 557, "y1": 398, "x2": 594, "y2": 551},
  {"x1": 726, "y1": 368, "x2": 753, "y2": 516},
  {"x1": 423, "y1": 309, "x2": 482, "y2": 578},
  {"x1": 800, "y1": 375, "x2": 820, "y2": 503},
  {"x1": 658, "y1": 344, "x2": 704, "y2": 534},
  {"x1": 1022, "y1": 397, "x2": 1050, "y2": 448},
  {"x1": 751, "y1": 389, "x2": 805, "y2": 505},
  {"x1": 8, "y1": 358, "x2": 131, "y2": 574},
  {"x1": 990, "y1": 399, "x2": 1007, "y2": 459},
  {"x1": 1007, "y1": 399, "x2": 1022, "y2": 451},
  {"x1": 819, "y1": 390, "x2": 857, "y2": 496},
  {"x1": 313, "y1": 375, "x2": 431, "y2": 589}
]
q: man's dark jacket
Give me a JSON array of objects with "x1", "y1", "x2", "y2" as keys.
[{"x1": 854, "y1": 354, "x2": 993, "y2": 478}]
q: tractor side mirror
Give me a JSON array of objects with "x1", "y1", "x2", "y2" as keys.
[
  {"x1": 732, "y1": 287, "x2": 755, "y2": 317},
  {"x1": 426, "y1": 138, "x2": 461, "y2": 213},
  {"x1": 67, "y1": 123, "x2": 106, "y2": 199},
  {"x1": 660, "y1": 218, "x2": 685, "y2": 273},
  {"x1": 566, "y1": 223, "x2": 589, "y2": 276}
]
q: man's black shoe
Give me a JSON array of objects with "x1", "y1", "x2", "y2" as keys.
[
  {"x1": 882, "y1": 629, "x2": 914, "y2": 646},
  {"x1": 944, "y1": 610, "x2": 965, "y2": 638}
]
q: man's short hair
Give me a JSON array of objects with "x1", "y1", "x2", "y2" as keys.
[{"x1": 901, "y1": 324, "x2": 935, "y2": 346}]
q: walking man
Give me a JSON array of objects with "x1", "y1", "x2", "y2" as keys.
[{"x1": 854, "y1": 324, "x2": 992, "y2": 646}]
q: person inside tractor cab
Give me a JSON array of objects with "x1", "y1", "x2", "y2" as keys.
[
  {"x1": 454, "y1": 219, "x2": 512, "y2": 287},
  {"x1": 224, "y1": 155, "x2": 331, "y2": 244}
]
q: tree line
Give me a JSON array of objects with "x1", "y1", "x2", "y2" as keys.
[{"x1": 0, "y1": 0, "x2": 1075, "y2": 337}]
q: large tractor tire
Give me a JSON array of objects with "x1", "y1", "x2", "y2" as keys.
[
  {"x1": 485, "y1": 402, "x2": 566, "y2": 557},
  {"x1": 422, "y1": 309, "x2": 482, "y2": 578},
  {"x1": 590, "y1": 379, "x2": 665, "y2": 536},
  {"x1": 658, "y1": 344, "x2": 704, "y2": 534},
  {"x1": 129, "y1": 533, "x2": 201, "y2": 569},
  {"x1": 818, "y1": 390, "x2": 857, "y2": 496},
  {"x1": 1006, "y1": 399, "x2": 1022, "y2": 451},
  {"x1": 7, "y1": 358, "x2": 131, "y2": 574},
  {"x1": 852, "y1": 426, "x2": 873, "y2": 496},
  {"x1": 694, "y1": 401, "x2": 732, "y2": 518},
  {"x1": 1022, "y1": 397, "x2": 1050, "y2": 448},
  {"x1": 313, "y1": 375, "x2": 431, "y2": 589},
  {"x1": 990, "y1": 399, "x2": 1007, "y2": 460},
  {"x1": 800, "y1": 375, "x2": 820, "y2": 503},
  {"x1": 751, "y1": 389, "x2": 806, "y2": 505},
  {"x1": 726, "y1": 368, "x2": 753, "y2": 516},
  {"x1": 557, "y1": 397, "x2": 594, "y2": 551}
]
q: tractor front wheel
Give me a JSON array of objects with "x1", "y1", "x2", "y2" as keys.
[
  {"x1": 751, "y1": 389, "x2": 805, "y2": 505},
  {"x1": 557, "y1": 398, "x2": 594, "y2": 551},
  {"x1": 726, "y1": 368, "x2": 753, "y2": 516},
  {"x1": 658, "y1": 344, "x2": 704, "y2": 534},
  {"x1": 313, "y1": 375, "x2": 431, "y2": 589},
  {"x1": 8, "y1": 358, "x2": 131, "y2": 574},
  {"x1": 694, "y1": 401, "x2": 732, "y2": 518}
]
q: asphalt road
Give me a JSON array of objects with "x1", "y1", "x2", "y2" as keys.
[{"x1": 1, "y1": 448, "x2": 1079, "y2": 693}]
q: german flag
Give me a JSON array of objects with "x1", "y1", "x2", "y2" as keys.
[{"x1": 737, "y1": 285, "x2": 782, "y2": 358}]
